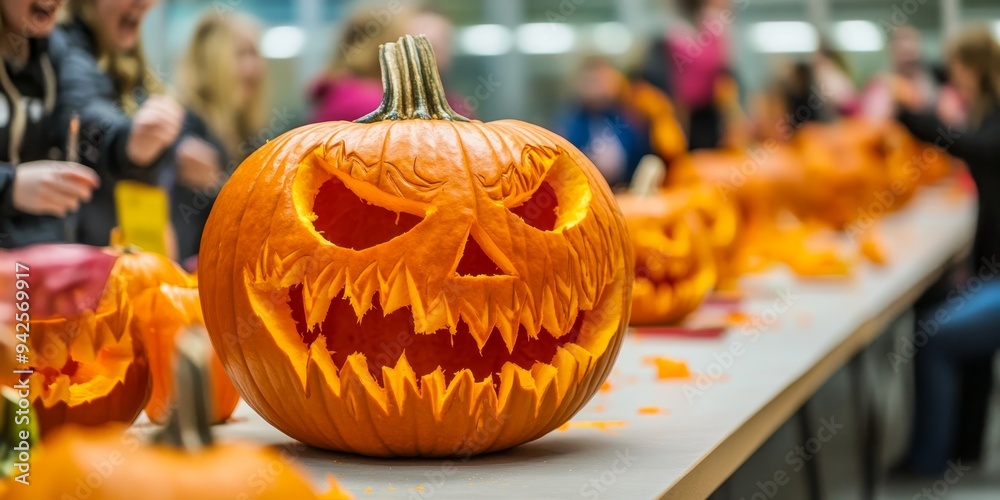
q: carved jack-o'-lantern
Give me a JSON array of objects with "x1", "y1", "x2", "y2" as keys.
[
  {"x1": 198, "y1": 36, "x2": 632, "y2": 457},
  {"x1": 617, "y1": 191, "x2": 716, "y2": 325},
  {"x1": 795, "y1": 121, "x2": 884, "y2": 229},
  {"x1": 29, "y1": 268, "x2": 150, "y2": 435}
]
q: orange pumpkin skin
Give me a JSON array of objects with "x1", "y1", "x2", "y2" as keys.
[
  {"x1": 110, "y1": 244, "x2": 192, "y2": 298},
  {"x1": 198, "y1": 36, "x2": 632, "y2": 457},
  {"x1": 677, "y1": 186, "x2": 741, "y2": 290},
  {"x1": 2, "y1": 426, "x2": 347, "y2": 500},
  {"x1": 618, "y1": 191, "x2": 716, "y2": 325},
  {"x1": 131, "y1": 284, "x2": 240, "y2": 424},
  {"x1": 29, "y1": 274, "x2": 151, "y2": 436},
  {"x1": 622, "y1": 80, "x2": 687, "y2": 161}
]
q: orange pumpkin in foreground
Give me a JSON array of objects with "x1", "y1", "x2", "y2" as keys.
[
  {"x1": 198, "y1": 36, "x2": 632, "y2": 457},
  {"x1": 617, "y1": 191, "x2": 716, "y2": 325},
  {"x1": 131, "y1": 284, "x2": 240, "y2": 424},
  {"x1": 3, "y1": 333, "x2": 353, "y2": 500}
]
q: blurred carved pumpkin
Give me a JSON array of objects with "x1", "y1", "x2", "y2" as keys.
[
  {"x1": 4, "y1": 332, "x2": 352, "y2": 500},
  {"x1": 676, "y1": 186, "x2": 742, "y2": 290},
  {"x1": 198, "y1": 36, "x2": 632, "y2": 457},
  {"x1": 131, "y1": 284, "x2": 239, "y2": 424},
  {"x1": 28, "y1": 269, "x2": 150, "y2": 436},
  {"x1": 617, "y1": 191, "x2": 716, "y2": 325},
  {"x1": 668, "y1": 146, "x2": 804, "y2": 252},
  {"x1": 794, "y1": 120, "x2": 884, "y2": 229}
]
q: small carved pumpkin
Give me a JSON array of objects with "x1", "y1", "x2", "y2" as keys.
[
  {"x1": 617, "y1": 190, "x2": 716, "y2": 325},
  {"x1": 0, "y1": 244, "x2": 149, "y2": 436},
  {"x1": 27, "y1": 265, "x2": 150, "y2": 436},
  {"x1": 131, "y1": 284, "x2": 239, "y2": 424},
  {"x1": 198, "y1": 36, "x2": 632, "y2": 457},
  {"x1": 794, "y1": 120, "x2": 884, "y2": 230},
  {"x1": 3, "y1": 332, "x2": 352, "y2": 500}
]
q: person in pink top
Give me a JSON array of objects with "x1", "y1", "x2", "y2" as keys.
[
  {"x1": 307, "y1": 3, "x2": 407, "y2": 124},
  {"x1": 308, "y1": 2, "x2": 470, "y2": 124},
  {"x1": 647, "y1": 0, "x2": 733, "y2": 150}
]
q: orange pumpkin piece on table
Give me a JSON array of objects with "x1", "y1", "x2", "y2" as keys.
[
  {"x1": 131, "y1": 284, "x2": 239, "y2": 424},
  {"x1": 197, "y1": 35, "x2": 633, "y2": 457},
  {"x1": 2, "y1": 332, "x2": 353, "y2": 500},
  {"x1": 617, "y1": 190, "x2": 716, "y2": 325}
]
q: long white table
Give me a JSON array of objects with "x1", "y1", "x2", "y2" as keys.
[{"x1": 212, "y1": 185, "x2": 976, "y2": 499}]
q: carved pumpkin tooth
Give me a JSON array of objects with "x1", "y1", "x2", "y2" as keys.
[
  {"x1": 380, "y1": 261, "x2": 410, "y2": 314},
  {"x1": 497, "y1": 316, "x2": 517, "y2": 355}
]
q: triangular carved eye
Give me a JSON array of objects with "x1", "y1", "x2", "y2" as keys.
[
  {"x1": 313, "y1": 177, "x2": 423, "y2": 250},
  {"x1": 510, "y1": 181, "x2": 558, "y2": 231}
]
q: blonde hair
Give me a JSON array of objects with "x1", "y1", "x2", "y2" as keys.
[
  {"x1": 947, "y1": 25, "x2": 1000, "y2": 126},
  {"x1": 175, "y1": 12, "x2": 267, "y2": 164},
  {"x1": 68, "y1": 0, "x2": 162, "y2": 115},
  {"x1": 325, "y1": 1, "x2": 412, "y2": 79}
]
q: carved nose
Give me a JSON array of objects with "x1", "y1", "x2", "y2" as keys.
[{"x1": 454, "y1": 225, "x2": 514, "y2": 277}]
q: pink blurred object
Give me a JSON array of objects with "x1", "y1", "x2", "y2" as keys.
[
  {"x1": 0, "y1": 244, "x2": 118, "y2": 319},
  {"x1": 182, "y1": 255, "x2": 199, "y2": 273},
  {"x1": 665, "y1": 16, "x2": 729, "y2": 109},
  {"x1": 308, "y1": 76, "x2": 385, "y2": 123}
]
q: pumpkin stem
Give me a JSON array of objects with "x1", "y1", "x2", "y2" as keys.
[
  {"x1": 151, "y1": 328, "x2": 215, "y2": 450},
  {"x1": 0, "y1": 387, "x2": 38, "y2": 478},
  {"x1": 356, "y1": 34, "x2": 469, "y2": 123}
]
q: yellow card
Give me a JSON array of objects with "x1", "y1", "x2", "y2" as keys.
[{"x1": 114, "y1": 180, "x2": 170, "y2": 257}]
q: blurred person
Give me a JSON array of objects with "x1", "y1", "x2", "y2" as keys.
[
  {"x1": 813, "y1": 41, "x2": 859, "y2": 117},
  {"x1": 0, "y1": 0, "x2": 99, "y2": 248},
  {"x1": 556, "y1": 57, "x2": 651, "y2": 188},
  {"x1": 57, "y1": 0, "x2": 187, "y2": 248},
  {"x1": 173, "y1": 11, "x2": 267, "y2": 263},
  {"x1": 308, "y1": 1, "x2": 408, "y2": 123},
  {"x1": 403, "y1": 3, "x2": 472, "y2": 117},
  {"x1": 861, "y1": 25, "x2": 953, "y2": 123},
  {"x1": 894, "y1": 25, "x2": 1000, "y2": 476},
  {"x1": 642, "y1": 0, "x2": 734, "y2": 150}
]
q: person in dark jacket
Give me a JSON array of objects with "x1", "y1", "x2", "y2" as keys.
[
  {"x1": 895, "y1": 25, "x2": 1000, "y2": 476},
  {"x1": 0, "y1": 0, "x2": 99, "y2": 248},
  {"x1": 56, "y1": 0, "x2": 185, "y2": 248}
]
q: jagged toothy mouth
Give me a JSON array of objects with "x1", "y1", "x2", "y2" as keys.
[
  {"x1": 29, "y1": 314, "x2": 137, "y2": 408},
  {"x1": 286, "y1": 286, "x2": 589, "y2": 386}
]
